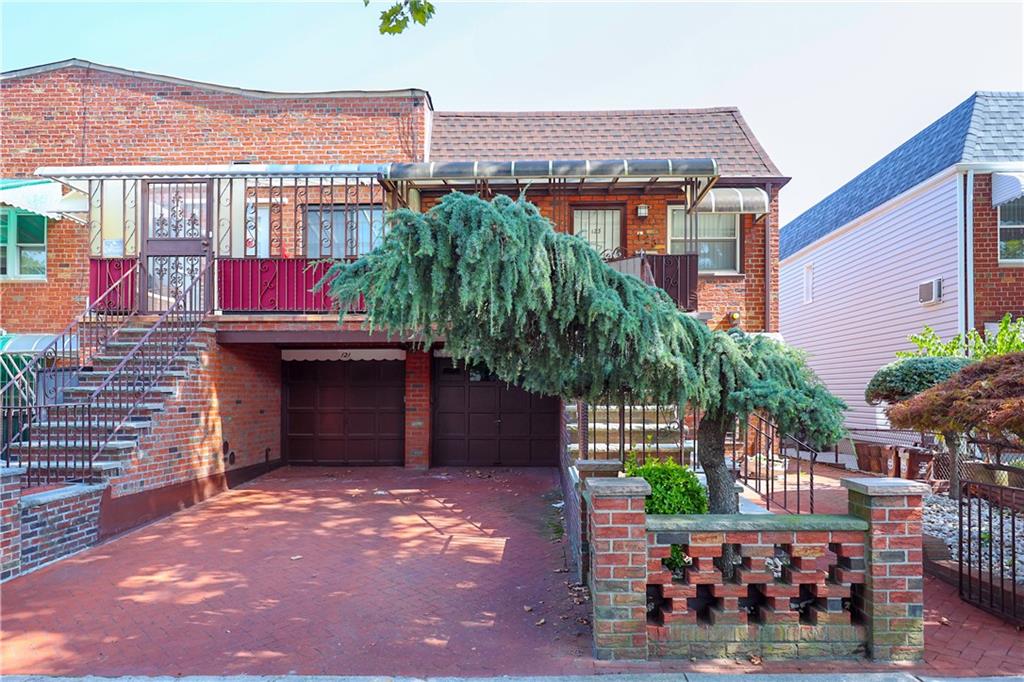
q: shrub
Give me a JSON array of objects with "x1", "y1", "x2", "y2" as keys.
[
  {"x1": 624, "y1": 455, "x2": 707, "y2": 573},
  {"x1": 865, "y1": 356, "x2": 975, "y2": 405},
  {"x1": 897, "y1": 313, "x2": 1024, "y2": 359},
  {"x1": 624, "y1": 455, "x2": 708, "y2": 515}
]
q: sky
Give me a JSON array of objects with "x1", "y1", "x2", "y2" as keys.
[{"x1": 2, "y1": 1, "x2": 1022, "y2": 225}]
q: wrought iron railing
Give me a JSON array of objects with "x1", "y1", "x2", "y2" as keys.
[
  {"x1": 606, "y1": 252, "x2": 698, "y2": 311},
  {"x1": 2, "y1": 261, "x2": 210, "y2": 488},
  {"x1": 958, "y1": 479, "x2": 1024, "y2": 625},
  {"x1": 569, "y1": 399, "x2": 818, "y2": 513}
]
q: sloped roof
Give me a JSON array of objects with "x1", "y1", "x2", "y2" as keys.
[
  {"x1": 429, "y1": 108, "x2": 783, "y2": 178},
  {"x1": 781, "y1": 92, "x2": 1024, "y2": 260}
]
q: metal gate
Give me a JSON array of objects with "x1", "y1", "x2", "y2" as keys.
[
  {"x1": 958, "y1": 479, "x2": 1024, "y2": 625},
  {"x1": 140, "y1": 180, "x2": 213, "y2": 313}
]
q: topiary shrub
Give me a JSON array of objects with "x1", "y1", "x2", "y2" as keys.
[
  {"x1": 865, "y1": 356, "x2": 975, "y2": 405},
  {"x1": 624, "y1": 455, "x2": 708, "y2": 572}
]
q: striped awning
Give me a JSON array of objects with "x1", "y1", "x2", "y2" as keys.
[
  {"x1": 693, "y1": 187, "x2": 769, "y2": 214},
  {"x1": 992, "y1": 172, "x2": 1024, "y2": 207}
]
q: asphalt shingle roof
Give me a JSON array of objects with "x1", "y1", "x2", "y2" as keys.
[
  {"x1": 780, "y1": 92, "x2": 1024, "y2": 260},
  {"x1": 428, "y1": 108, "x2": 782, "y2": 178}
]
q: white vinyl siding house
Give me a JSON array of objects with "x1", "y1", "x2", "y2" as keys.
[{"x1": 779, "y1": 176, "x2": 961, "y2": 430}]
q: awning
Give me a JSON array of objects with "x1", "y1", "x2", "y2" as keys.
[
  {"x1": 992, "y1": 172, "x2": 1024, "y2": 207},
  {"x1": 693, "y1": 187, "x2": 769, "y2": 214},
  {"x1": 281, "y1": 349, "x2": 406, "y2": 362},
  {"x1": 0, "y1": 179, "x2": 87, "y2": 220},
  {"x1": 0, "y1": 334, "x2": 59, "y2": 355}
]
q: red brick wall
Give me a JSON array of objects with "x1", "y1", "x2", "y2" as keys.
[
  {"x1": 972, "y1": 173, "x2": 1024, "y2": 329},
  {"x1": 109, "y1": 336, "x2": 281, "y2": 497},
  {"x1": 0, "y1": 218, "x2": 90, "y2": 333},
  {"x1": 0, "y1": 64, "x2": 427, "y2": 333},
  {"x1": 17, "y1": 485, "x2": 104, "y2": 575},
  {"x1": 0, "y1": 65, "x2": 427, "y2": 176},
  {"x1": 404, "y1": 350, "x2": 431, "y2": 469},
  {"x1": 421, "y1": 187, "x2": 780, "y2": 332}
]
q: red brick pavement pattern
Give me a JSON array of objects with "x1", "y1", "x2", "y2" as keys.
[{"x1": 2, "y1": 465, "x2": 1022, "y2": 677}]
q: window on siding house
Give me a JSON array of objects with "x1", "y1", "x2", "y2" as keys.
[
  {"x1": 306, "y1": 205, "x2": 385, "y2": 259},
  {"x1": 0, "y1": 208, "x2": 47, "y2": 279},
  {"x1": 802, "y1": 263, "x2": 814, "y2": 303},
  {"x1": 572, "y1": 208, "x2": 622, "y2": 258},
  {"x1": 998, "y1": 196, "x2": 1024, "y2": 263},
  {"x1": 668, "y1": 209, "x2": 740, "y2": 273}
]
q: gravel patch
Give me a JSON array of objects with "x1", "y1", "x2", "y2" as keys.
[{"x1": 924, "y1": 492, "x2": 1024, "y2": 583}]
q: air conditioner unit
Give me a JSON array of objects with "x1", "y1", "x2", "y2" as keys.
[{"x1": 918, "y1": 278, "x2": 942, "y2": 305}]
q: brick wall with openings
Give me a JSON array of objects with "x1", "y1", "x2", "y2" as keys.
[
  {"x1": 0, "y1": 218, "x2": 90, "y2": 333},
  {"x1": 108, "y1": 336, "x2": 281, "y2": 498},
  {"x1": 420, "y1": 187, "x2": 779, "y2": 332},
  {"x1": 17, "y1": 484, "x2": 104, "y2": 576},
  {"x1": 403, "y1": 350, "x2": 431, "y2": 469},
  {"x1": 584, "y1": 476, "x2": 927, "y2": 662},
  {"x1": 972, "y1": 173, "x2": 1024, "y2": 329}
]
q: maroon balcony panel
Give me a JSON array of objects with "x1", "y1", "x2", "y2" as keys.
[
  {"x1": 88, "y1": 258, "x2": 137, "y2": 313},
  {"x1": 216, "y1": 258, "x2": 365, "y2": 313}
]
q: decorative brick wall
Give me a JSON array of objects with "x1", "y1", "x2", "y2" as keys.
[
  {"x1": 972, "y1": 173, "x2": 1024, "y2": 329},
  {"x1": 18, "y1": 484, "x2": 104, "y2": 575},
  {"x1": 584, "y1": 476, "x2": 928, "y2": 661},
  {"x1": 404, "y1": 350, "x2": 431, "y2": 469}
]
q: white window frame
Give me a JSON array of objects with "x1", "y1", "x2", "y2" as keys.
[
  {"x1": 997, "y1": 199, "x2": 1024, "y2": 266},
  {"x1": 667, "y1": 207, "x2": 741, "y2": 275},
  {"x1": 0, "y1": 208, "x2": 47, "y2": 281},
  {"x1": 802, "y1": 263, "x2": 814, "y2": 304}
]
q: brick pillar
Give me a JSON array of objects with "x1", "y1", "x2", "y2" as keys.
[
  {"x1": 842, "y1": 477, "x2": 929, "y2": 661},
  {"x1": 0, "y1": 467, "x2": 25, "y2": 581},
  {"x1": 576, "y1": 460, "x2": 623, "y2": 581},
  {"x1": 404, "y1": 350, "x2": 431, "y2": 469},
  {"x1": 587, "y1": 476, "x2": 650, "y2": 660}
]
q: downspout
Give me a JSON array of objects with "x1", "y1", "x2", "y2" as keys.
[
  {"x1": 955, "y1": 171, "x2": 967, "y2": 336},
  {"x1": 764, "y1": 182, "x2": 774, "y2": 332},
  {"x1": 965, "y1": 169, "x2": 975, "y2": 332}
]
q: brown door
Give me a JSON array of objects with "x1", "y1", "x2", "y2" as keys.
[
  {"x1": 140, "y1": 180, "x2": 213, "y2": 313},
  {"x1": 432, "y1": 359, "x2": 559, "y2": 466},
  {"x1": 283, "y1": 360, "x2": 405, "y2": 465}
]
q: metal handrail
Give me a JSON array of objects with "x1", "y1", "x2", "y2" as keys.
[
  {"x1": 0, "y1": 260, "x2": 139, "y2": 405},
  {"x1": 84, "y1": 260, "x2": 213, "y2": 459}
]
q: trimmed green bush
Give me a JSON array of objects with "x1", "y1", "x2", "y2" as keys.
[{"x1": 865, "y1": 356, "x2": 974, "y2": 405}]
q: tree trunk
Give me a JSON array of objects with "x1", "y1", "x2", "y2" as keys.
[
  {"x1": 697, "y1": 411, "x2": 739, "y2": 514},
  {"x1": 944, "y1": 430, "x2": 962, "y2": 500}
]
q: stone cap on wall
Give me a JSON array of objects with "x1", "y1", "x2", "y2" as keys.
[
  {"x1": 576, "y1": 460, "x2": 624, "y2": 475},
  {"x1": 841, "y1": 477, "x2": 931, "y2": 497},
  {"x1": 647, "y1": 513, "x2": 868, "y2": 532},
  {"x1": 586, "y1": 476, "x2": 651, "y2": 497}
]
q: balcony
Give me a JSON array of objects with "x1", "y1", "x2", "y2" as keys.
[{"x1": 40, "y1": 161, "x2": 718, "y2": 316}]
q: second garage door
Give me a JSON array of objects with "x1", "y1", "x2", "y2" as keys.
[
  {"x1": 432, "y1": 359, "x2": 559, "y2": 466},
  {"x1": 283, "y1": 360, "x2": 405, "y2": 465}
]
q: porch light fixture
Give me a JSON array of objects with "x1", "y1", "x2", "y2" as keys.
[{"x1": 636, "y1": 204, "x2": 649, "y2": 218}]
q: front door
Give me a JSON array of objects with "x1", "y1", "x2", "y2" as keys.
[{"x1": 140, "y1": 180, "x2": 213, "y2": 313}]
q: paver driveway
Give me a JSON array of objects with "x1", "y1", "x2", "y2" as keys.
[{"x1": 0, "y1": 467, "x2": 593, "y2": 676}]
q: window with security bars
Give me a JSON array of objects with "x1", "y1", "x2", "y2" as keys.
[
  {"x1": 0, "y1": 208, "x2": 46, "y2": 279},
  {"x1": 572, "y1": 208, "x2": 622, "y2": 258},
  {"x1": 306, "y1": 205, "x2": 386, "y2": 258},
  {"x1": 999, "y1": 196, "x2": 1024, "y2": 263}
]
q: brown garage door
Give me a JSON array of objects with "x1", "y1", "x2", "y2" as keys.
[
  {"x1": 283, "y1": 360, "x2": 404, "y2": 465},
  {"x1": 432, "y1": 359, "x2": 559, "y2": 466}
]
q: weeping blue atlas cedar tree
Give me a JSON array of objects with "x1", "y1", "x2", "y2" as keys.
[{"x1": 318, "y1": 192, "x2": 846, "y2": 513}]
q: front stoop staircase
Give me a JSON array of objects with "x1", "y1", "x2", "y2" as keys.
[
  {"x1": 564, "y1": 402, "x2": 697, "y2": 465},
  {"x1": 4, "y1": 324, "x2": 214, "y2": 488}
]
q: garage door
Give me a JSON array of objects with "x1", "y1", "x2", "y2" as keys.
[
  {"x1": 432, "y1": 359, "x2": 559, "y2": 466},
  {"x1": 283, "y1": 360, "x2": 404, "y2": 465}
]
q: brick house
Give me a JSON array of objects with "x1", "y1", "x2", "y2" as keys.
[
  {"x1": 779, "y1": 91, "x2": 1024, "y2": 433},
  {"x1": 0, "y1": 59, "x2": 786, "y2": 575}
]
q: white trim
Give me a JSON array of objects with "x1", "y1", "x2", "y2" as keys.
[
  {"x1": 781, "y1": 166, "x2": 960, "y2": 266},
  {"x1": 966, "y1": 170, "x2": 975, "y2": 330},
  {"x1": 956, "y1": 171, "x2": 966, "y2": 336},
  {"x1": 281, "y1": 349, "x2": 406, "y2": 362},
  {"x1": 997, "y1": 201, "x2": 1024, "y2": 266}
]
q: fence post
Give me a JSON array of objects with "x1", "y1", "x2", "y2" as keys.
[
  {"x1": 576, "y1": 460, "x2": 624, "y2": 582},
  {"x1": 586, "y1": 476, "x2": 650, "y2": 660},
  {"x1": 842, "y1": 477, "x2": 929, "y2": 661},
  {"x1": 0, "y1": 466, "x2": 26, "y2": 581}
]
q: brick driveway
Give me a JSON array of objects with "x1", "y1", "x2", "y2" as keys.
[
  {"x1": 1, "y1": 467, "x2": 593, "y2": 676},
  {"x1": 2, "y1": 465, "x2": 1022, "y2": 678}
]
